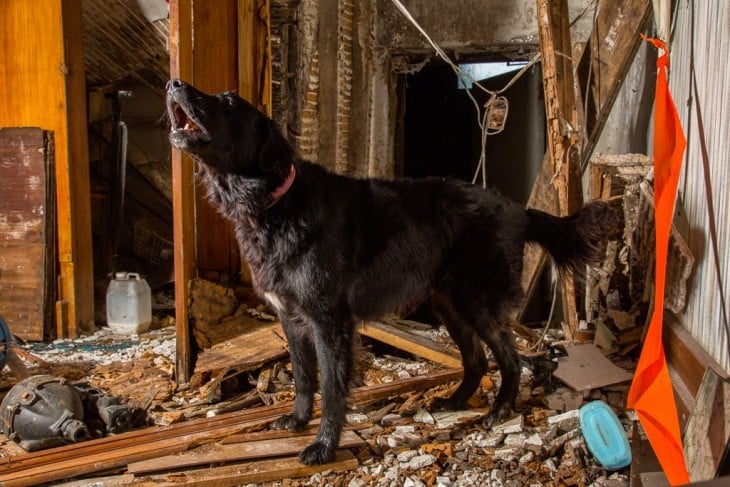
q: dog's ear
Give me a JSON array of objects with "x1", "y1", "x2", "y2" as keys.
[{"x1": 257, "y1": 117, "x2": 295, "y2": 174}]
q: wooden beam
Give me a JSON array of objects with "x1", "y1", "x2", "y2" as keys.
[
  {"x1": 237, "y1": 0, "x2": 272, "y2": 285},
  {"x1": 536, "y1": 0, "x2": 583, "y2": 338},
  {"x1": 238, "y1": 0, "x2": 273, "y2": 115},
  {"x1": 192, "y1": 0, "x2": 240, "y2": 278},
  {"x1": 576, "y1": 0, "x2": 653, "y2": 167},
  {"x1": 0, "y1": 0, "x2": 93, "y2": 338},
  {"x1": 515, "y1": 0, "x2": 651, "y2": 324},
  {"x1": 359, "y1": 321, "x2": 461, "y2": 368},
  {"x1": 169, "y1": 0, "x2": 196, "y2": 384}
]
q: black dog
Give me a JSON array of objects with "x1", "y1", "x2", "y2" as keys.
[{"x1": 166, "y1": 79, "x2": 613, "y2": 465}]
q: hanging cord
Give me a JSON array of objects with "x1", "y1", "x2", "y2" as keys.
[
  {"x1": 389, "y1": 0, "x2": 540, "y2": 188},
  {"x1": 526, "y1": 280, "x2": 560, "y2": 352},
  {"x1": 687, "y1": 0, "x2": 730, "y2": 358}
]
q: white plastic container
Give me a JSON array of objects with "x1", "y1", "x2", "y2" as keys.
[{"x1": 106, "y1": 272, "x2": 152, "y2": 335}]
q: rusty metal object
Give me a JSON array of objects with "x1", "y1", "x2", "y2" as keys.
[{"x1": 0, "y1": 375, "x2": 89, "y2": 451}]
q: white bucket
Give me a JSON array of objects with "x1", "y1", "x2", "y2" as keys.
[{"x1": 106, "y1": 272, "x2": 152, "y2": 335}]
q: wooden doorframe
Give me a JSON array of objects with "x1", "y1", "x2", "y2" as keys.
[{"x1": 168, "y1": 0, "x2": 271, "y2": 383}]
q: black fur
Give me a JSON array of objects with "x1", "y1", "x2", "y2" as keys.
[{"x1": 166, "y1": 79, "x2": 615, "y2": 465}]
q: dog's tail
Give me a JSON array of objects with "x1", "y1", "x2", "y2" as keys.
[{"x1": 524, "y1": 201, "x2": 615, "y2": 274}]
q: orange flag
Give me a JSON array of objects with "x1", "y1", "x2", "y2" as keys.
[{"x1": 627, "y1": 36, "x2": 689, "y2": 485}]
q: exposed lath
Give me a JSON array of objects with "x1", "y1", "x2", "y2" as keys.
[{"x1": 81, "y1": 0, "x2": 170, "y2": 91}]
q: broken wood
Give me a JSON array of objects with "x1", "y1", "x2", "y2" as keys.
[
  {"x1": 536, "y1": 0, "x2": 583, "y2": 338},
  {"x1": 516, "y1": 0, "x2": 652, "y2": 323},
  {"x1": 127, "y1": 430, "x2": 364, "y2": 475},
  {"x1": 359, "y1": 320, "x2": 461, "y2": 368},
  {"x1": 683, "y1": 368, "x2": 730, "y2": 482},
  {"x1": 192, "y1": 319, "x2": 288, "y2": 382},
  {"x1": 576, "y1": 0, "x2": 653, "y2": 167},
  {"x1": 634, "y1": 181, "x2": 695, "y2": 315},
  {"x1": 0, "y1": 369, "x2": 462, "y2": 486},
  {"x1": 140, "y1": 450, "x2": 358, "y2": 487}
]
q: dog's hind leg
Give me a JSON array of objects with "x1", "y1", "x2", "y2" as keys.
[
  {"x1": 473, "y1": 317, "x2": 520, "y2": 425},
  {"x1": 298, "y1": 315, "x2": 354, "y2": 466},
  {"x1": 272, "y1": 317, "x2": 318, "y2": 432},
  {"x1": 429, "y1": 295, "x2": 489, "y2": 412},
  {"x1": 438, "y1": 289, "x2": 520, "y2": 425}
]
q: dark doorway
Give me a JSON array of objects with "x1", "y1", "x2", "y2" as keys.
[{"x1": 398, "y1": 60, "x2": 546, "y2": 205}]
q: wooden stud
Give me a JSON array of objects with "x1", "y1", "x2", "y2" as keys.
[
  {"x1": 536, "y1": 0, "x2": 583, "y2": 338},
  {"x1": 169, "y1": 0, "x2": 196, "y2": 384}
]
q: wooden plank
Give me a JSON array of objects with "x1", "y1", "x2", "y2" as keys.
[
  {"x1": 0, "y1": 129, "x2": 54, "y2": 340},
  {"x1": 169, "y1": 0, "x2": 196, "y2": 383},
  {"x1": 359, "y1": 321, "x2": 462, "y2": 368},
  {"x1": 576, "y1": 0, "x2": 653, "y2": 167},
  {"x1": 1, "y1": 0, "x2": 93, "y2": 338},
  {"x1": 192, "y1": 0, "x2": 240, "y2": 277},
  {"x1": 127, "y1": 430, "x2": 363, "y2": 474},
  {"x1": 664, "y1": 314, "x2": 730, "y2": 404},
  {"x1": 238, "y1": 0, "x2": 272, "y2": 115},
  {"x1": 143, "y1": 450, "x2": 358, "y2": 487},
  {"x1": 536, "y1": 0, "x2": 582, "y2": 338},
  {"x1": 317, "y1": 0, "x2": 339, "y2": 170},
  {"x1": 0, "y1": 369, "x2": 461, "y2": 486},
  {"x1": 193, "y1": 320, "x2": 289, "y2": 378},
  {"x1": 683, "y1": 368, "x2": 730, "y2": 482},
  {"x1": 237, "y1": 0, "x2": 272, "y2": 285}
]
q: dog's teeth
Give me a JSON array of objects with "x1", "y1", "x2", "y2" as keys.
[{"x1": 184, "y1": 121, "x2": 192, "y2": 130}]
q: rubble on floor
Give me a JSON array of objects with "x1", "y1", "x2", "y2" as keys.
[{"x1": 0, "y1": 310, "x2": 637, "y2": 486}]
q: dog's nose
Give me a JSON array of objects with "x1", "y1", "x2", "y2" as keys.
[{"x1": 166, "y1": 79, "x2": 184, "y2": 92}]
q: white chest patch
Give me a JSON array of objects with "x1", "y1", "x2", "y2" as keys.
[{"x1": 264, "y1": 292, "x2": 285, "y2": 314}]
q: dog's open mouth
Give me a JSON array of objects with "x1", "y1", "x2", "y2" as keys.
[{"x1": 168, "y1": 100, "x2": 210, "y2": 145}]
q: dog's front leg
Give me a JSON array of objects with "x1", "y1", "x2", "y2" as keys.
[
  {"x1": 299, "y1": 320, "x2": 353, "y2": 465},
  {"x1": 272, "y1": 318, "x2": 318, "y2": 432}
]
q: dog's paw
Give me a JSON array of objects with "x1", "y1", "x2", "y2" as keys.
[
  {"x1": 299, "y1": 441, "x2": 336, "y2": 465},
  {"x1": 483, "y1": 405, "x2": 513, "y2": 427},
  {"x1": 429, "y1": 396, "x2": 465, "y2": 412},
  {"x1": 271, "y1": 414, "x2": 308, "y2": 432}
]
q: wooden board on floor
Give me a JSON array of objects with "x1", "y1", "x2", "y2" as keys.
[
  {"x1": 142, "y1": 450, "x2": 358, "y2": 487},
  {"x1": 0, "y1": 369, "x2": 461, "y2": 486},
  {"x1": 359, "y1": 320, "x2": 461, "y2": 368},
  {"x1": 553, "y1": 343, "x2": 632, "y2": 391},
  {"x1": 127, "y1": 430, "x2": 364, "y2": 475}
]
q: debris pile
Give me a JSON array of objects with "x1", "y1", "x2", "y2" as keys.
[{"x1": 0, "y1": 300, "x2": 637, "y2": 486}]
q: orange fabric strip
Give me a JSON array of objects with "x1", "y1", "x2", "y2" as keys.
[{"x1": 626, "y1": 36, "x2": 689, "y2": 486}]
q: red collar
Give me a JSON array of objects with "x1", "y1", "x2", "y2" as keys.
[{"x1": 267, "y1": 165, "x2": 296, "y2": 209}]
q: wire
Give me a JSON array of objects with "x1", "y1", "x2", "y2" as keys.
[{"x1": 389, "y1": 0, "x2": 540, "y2": 188}]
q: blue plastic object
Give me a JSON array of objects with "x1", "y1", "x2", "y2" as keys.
[
  {"x1": 579, "y1": 400, "x2": 632, "y2": 470},
  {"x1": 0, "y1": 315, "x2": 10, "y2": 371}
]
